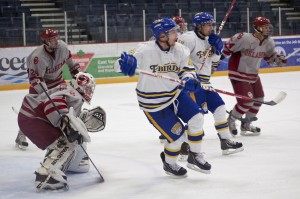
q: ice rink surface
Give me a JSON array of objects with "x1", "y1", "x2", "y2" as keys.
[{"x1": 0, "y1": 71, "x2": 299, "y2": 199}]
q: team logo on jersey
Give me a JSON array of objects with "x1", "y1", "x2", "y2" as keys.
[
  {"x1": 149, "y1": 63, "x2": 180, "y2": 73},
  {"x1": 247, "y1": 91, "x2": 253, "y2": 98},
  {"x1": 196, "y1": 49, "x2": 213, "y2": 59},
  {"x1": 34, "y1": 56, "x2": 39, "y2": 64},
  {"x1": 171, "y1": 122, "x2": 182, "y2": 135}
]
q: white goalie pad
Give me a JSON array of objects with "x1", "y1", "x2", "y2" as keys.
[
  {"x1": 66, "y1": 107, "x2": 91, "y2": 142},
  {"x1": 80, "y1": 106, "x2": 106, "y2": 133}
]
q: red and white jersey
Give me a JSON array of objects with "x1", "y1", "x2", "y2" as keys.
[
  {"x1": 19, "y1": 84, "x2": 84, "y2": 128},
  {"x1": 26, "y1": 40, "x2": 80, "y2": 94},
  {"x1": 178, "y1": 31, "x2": 221, "y2": 84},
  {"x1": 223, "y1": 32, "x2": 276, "y2": 83}
]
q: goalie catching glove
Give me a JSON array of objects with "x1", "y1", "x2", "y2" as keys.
[
  {"x1": 80, "y1": 106, "x2": 106, "y2": 132},
  {"x1": 61, "y1": 107, "x2": 91, "y2": 144}
]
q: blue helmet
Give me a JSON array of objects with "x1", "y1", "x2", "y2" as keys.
[
  {"x1": 192, "y1": 12, "x2": 215, "y2": 26},
  {"x1": 151, "y1": 17, "x2": 177, "y2": 39}
]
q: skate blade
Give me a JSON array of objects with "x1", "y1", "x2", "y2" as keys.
[
  {"x1": 15, "y1": 143, "x2": 27, "y2": 151},
  {"x1": 178, "y1": 155, "x2": 188, "y2": 162},
  {"x1": 187, "y1": 163, "x2": 211, "y2": 174},
  {"x1": 240, "y1": 131, "x2": 260, "y2": 136},
  {"x1": 222, "y1": 147, "x2": 244, "y2": 155},
  {"x1": 165, "y1": 171, "x2": 187, "y2": 178}
]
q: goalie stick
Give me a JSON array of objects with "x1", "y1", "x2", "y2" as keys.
[
  {"x1": 137, "y1": 69, "x2": 287, "y2": 106},
  {"x1": 37, "y1": 80, "x2": 105, "y2": 183},
  {"x1": 199, "y1": 0, "x2": 237, "y2": 71}
]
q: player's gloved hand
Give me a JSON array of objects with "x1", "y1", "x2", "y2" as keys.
[
  {"x1": 275, "y1": 54, "x2": 287, "y2": 67},
  {"x1": 61, "y1": 115, "x2": 84, "y2": 144},
  {"x1": 208, "y1": 33, "x2": 223, "y2": 55},
  {"x1": 119, "y1": 52, "x2": 137, "y2": 76},
  {"x1": 211, "y1": 66, "x2": 218, "y2": 74},
  {"x1": 180, "y1": 77, "x2": 200, "y2": 93}
]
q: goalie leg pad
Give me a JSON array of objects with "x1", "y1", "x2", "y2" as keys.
[
  {"x1": 80, "y1": 106, "x2": 106, "y2": 132},
  {"x1": 67, "y1": 142, "x2": 90, "y2": 173},
  {"x1": 35, "y1": 136, "x2": 76, "y2": 190}
]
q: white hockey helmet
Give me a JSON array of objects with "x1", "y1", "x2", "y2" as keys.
[{"x1": 70, "y1": 72, "x2": 96, "y2": 104}]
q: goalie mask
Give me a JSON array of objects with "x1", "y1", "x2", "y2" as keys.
[{"x1": 70, "y1": 72, "x2": 96, "y2": 104}]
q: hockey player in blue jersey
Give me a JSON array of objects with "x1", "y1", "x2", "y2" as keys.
[
  {"x1": 178, "y1": 12, "x2": 244, "y2": 155},
  {"x1": 114, "y1": 17, "x2": 211, "y2": 177}
]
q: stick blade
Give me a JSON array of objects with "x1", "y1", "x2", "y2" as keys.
[{"x1": 265, "y1": 91, "x2": 287, "y2": 106}]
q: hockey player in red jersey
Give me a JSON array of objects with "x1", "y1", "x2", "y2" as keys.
[
  {"x1": 223, "y1": 16, "x2": 287, "y2": 136},
  {"x1": 15, "y1": 28, "x2": 81, "y2": 150},
  {"x1": 172, "y1": 16, "x2": 188, "y2": 35},
  {"x1": 18, "y1": 72, "x2": 106, "y2": 190}
]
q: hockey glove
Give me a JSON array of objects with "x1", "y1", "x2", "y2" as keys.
[
  {"x1": 180, "y1": 77, "x2": 200, "y2": 93},
  {"x1": 208, "y1": 33, "x2": 223, "y2": 55},
  {"x1": 61, "y1": 107, "x2": 91, "y2": 144},
  {"x1": 61, "y1": 115, "x2": 84, "y2": 144},
  {"x1": 119, "y1": 52, "x2": 137, "y2": 76},
  {"x1": 274, "y1": 54, "x2": 287, "y2": 67}
]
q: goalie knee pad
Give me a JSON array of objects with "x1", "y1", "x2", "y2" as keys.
[{"x1": 80, "y1": 106, "x2": 106, "y2": 132}]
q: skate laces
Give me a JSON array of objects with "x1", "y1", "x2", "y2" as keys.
[
  {"x1": 194, "y1": 152, "x2": 207, "y2": 165},
  {"x1": 226, "y1": 139, "x2": 238, "y2": 145},
  {"x1": 242, "y1": 122, "x2": 256, "y2": 131},
  {"x1": 169, "y1": 163, "x2": 182, "y2": 171}
]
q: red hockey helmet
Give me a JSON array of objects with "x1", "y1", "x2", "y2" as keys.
[
  {"x1": 172, "y1": 16, "x2": 186, "y2": 24},
  {"x1": 253, "y1": 16, "x2": 271, "y2": 27},
  {"x1": 41, "y1": 29, "x2": 58, "y2": 41},
  {"x1": 172, "y1": 16, "x2": 188, "y2": 33}
]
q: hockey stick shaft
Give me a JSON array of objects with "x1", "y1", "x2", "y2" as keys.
[
  {"x1": 37, "y1": 80, "x2": 104, "y2": 182},
  {"x1": 137, "y1": 69, "x2": 284, "y2": 106},
  {"x1": 199, "y1": 0, "x2": 237, "y2": 71},
  {"x1": 286, "y1": 48, "x2": 300, "y2": 59}
]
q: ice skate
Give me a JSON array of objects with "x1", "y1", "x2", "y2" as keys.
[
  {"x1": 160, "y1": 152, "x2": 187, "y2": 177},
  {"x1": 240, "y1": 121, "x2": 261, "y2": 136},
  {"x1": 159, "y1": 134, "x2": 166, "y2": 143},
  {"x1": 187, "y1": 151, "x2": 211, "y2": 174},
  {"x1": 227, "y1": 114, "x2": 238, "y2": 137},
  {"x1": 15, "y1": 131, "x2": 28, "y2": 150},
  {"x1": 218, "y1": 134, "x2": 244, "y2": 155},
  {"x1": 178, "y1": 142, "x2": 190, "y2": 162}
]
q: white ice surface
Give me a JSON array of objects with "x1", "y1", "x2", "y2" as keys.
[{"x1": 0, "y1": 71, "x2": 300, "y2": 199}]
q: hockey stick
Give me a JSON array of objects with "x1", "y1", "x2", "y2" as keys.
[
  {"x1": 37, "y1": 80, "x2": 104, "y2": 183},
  {"x1": 198, "y1": 0, "x2": 237, "y2": 71},
  {"x1": 137, "y1": 69, "x2": 287, "y2": 106},
  {"x1": 286, "y1": 48, "x2": 300, "y2": 59}
]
